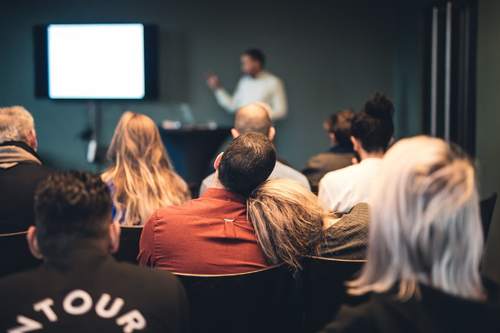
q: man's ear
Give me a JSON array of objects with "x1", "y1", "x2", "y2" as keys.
[
  {"x1": 27, "y1": 226, "x2": 43, "y2": 260},
  {"x1": 322, "y1": 120, "x2": 330, "y2": 132},
  {"x1": 351, "y1": 136, "x2": 361, "y2": 152},
  {"x1": 230, "y1": 128, "x2": 240, "y2": 139},
  {"x1": 27, "y1": 130, "x2": 38, "y2": 151},
  {"x1": 268, "y1": 127, "x2": 276, "y2": 142},
  {"x1": 329, "y1": 133, "x2": 336, "y2": 145},
  {"x1": 213, "y1": 152, "x2": 224, "y2": 171},
  {"x1": 108, "y1": 221, "x2": 121, "y2": 254}
]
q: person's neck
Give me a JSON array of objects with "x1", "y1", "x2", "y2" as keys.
[
  {"x1": 250, "y1": 69, "x2": 263, "y2": 78},
  {"x1": 0, "y1": 140, "x2": 34, "y2": 150},
  {"x1": 45, "y1": 240, "x2": 109, "y2": 263},
  {"x1": 0, "y1": 140, "x2": 40, "y2": 158},
  {"x1": 210, "y1": 174, "x2": 226, "y2": 190},
  {"x1": 358, "y1": 149, "x2": 384, "y2": 161}
]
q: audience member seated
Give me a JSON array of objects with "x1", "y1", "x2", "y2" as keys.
[
  {"x1": 139, "y1": 132, "x2": 276, "y2": 274},
  {"x1": 199, "y1": 102, "x2": 310, "y2": 195},
  {"x1": 247, "y1": 179, "x2": 324, "y2": 271},
  {"x1": 102, "y1": 111, "x2": 190, "y2": 226},
  {"x1": 0, "y1": 106, "x2": 52, "y2": 233},
  {"x1": 303, "y1": 109, "x2": 355, "y2": 193},
  {"x1": 248, "y1": 177, "x2": 369, "y2": 262},
  {"x1": 0, "y1": 171, "x2": 189, "y2": 333},
  {"x1": 320, "y1": 203, "x2": 369, "y2": 260},
  {"x1": 320, "y1": 136, "x2": 500, "y2": 333},
  {"x1": 319, "y1": 93, "x2": 394, "y2": 213}
]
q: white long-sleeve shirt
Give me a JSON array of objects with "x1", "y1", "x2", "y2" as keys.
[{"x1": 214, "y1": 71, "x2": 288, "y2": 120}]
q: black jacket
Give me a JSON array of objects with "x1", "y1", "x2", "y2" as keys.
[
  {"x1": 320, "y1": 284, "x2": 500, "y2": 333},
  {"x1": 0, "y1": 248, "x2": 189, "y2": 333},
  {"x1": 0, "y1": 141, "x2": 52, "y2": 233}
]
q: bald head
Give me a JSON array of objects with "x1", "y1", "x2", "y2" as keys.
[{"x1": 233, "y1": 103, "x2": 274, "y2": 140}]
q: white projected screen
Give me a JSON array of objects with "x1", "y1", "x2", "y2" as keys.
[{"x1": 48, "y1": 24, "x2": 145, "y2": 99}]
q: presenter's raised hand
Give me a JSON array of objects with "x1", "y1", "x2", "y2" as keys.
[{"x1": 206, "y1": 74, "x2": 221, "y2": 90}]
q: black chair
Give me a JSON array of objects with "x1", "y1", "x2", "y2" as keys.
[
  {"x1": 481, "y1": 193, "x2": 498, "y2": 239},
  {"x1": 0, "y1": 231, "x2": 41, "y2": 277},
  {"x1": 301, "y1": 256, "x2": 367, "y2": 333},
  {"x1": 175, "y1": 265, "x2": 300, "y2": 333},
  {"x1": 113, "y1": 226, "x2": 142, "y2": 264}
]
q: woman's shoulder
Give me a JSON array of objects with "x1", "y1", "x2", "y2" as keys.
[
  {"x1": 320, "y1": 292, "x2": 429, "y2": 333},
  {"x1": 319, "y1": 300, "x2": 378, "y2": 333},
  {"x1": 322, "y1": 288, "x2": 500, "y2": 333},
  {"x1": 324, "y1": 203, "x2": 370, "y2": 234}
]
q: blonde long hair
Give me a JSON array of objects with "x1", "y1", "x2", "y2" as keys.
[
  {"x1": 248, "y1": 179, "x2": 324, "y2": 271},
  {"x1": 102, "y1": 112, "x2": 190, "y2": 226},
  {"x1": 349, "y1": 136, "x2": 485, "y2": 301}
]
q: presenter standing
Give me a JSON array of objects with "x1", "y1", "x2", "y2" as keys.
[{"x1": 207, "y1": 49, "x2": 288, "y2": 121}]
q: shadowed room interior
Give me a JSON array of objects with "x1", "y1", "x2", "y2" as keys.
[
  {"x1": 0, "y1": 0, "x2": 428, "y2": 170},
  {"x1": 1, "y1": 0, "x2": 500, "y2": 332}
]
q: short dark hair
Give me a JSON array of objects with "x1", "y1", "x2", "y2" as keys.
[
  {"x1": 243, "y1": 48, "x2": 266, "y2": 67},
  {"x1": 218, "y1": 132, "x2": 276, "y2": 197},
  {"x1": 351, "y1": 93, "x2": 395, "y2": 152},
  {"x1": 327, "y1": 109, "x2": 354, "y2": 147},
  {"x1": 34, "y1": 171, "x2": 112, "y2": 258}
]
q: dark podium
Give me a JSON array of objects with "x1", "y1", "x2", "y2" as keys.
[{"x1": 159, "y1": 126, "x2": 231, "y2": 195}]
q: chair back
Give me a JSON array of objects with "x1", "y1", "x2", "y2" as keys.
[
  {"x1": 301, "y1": 256, "x2": 367, "y2": 333},
  {"x1": 481, "y1": 193, "x2": 498, "y2": 238},
  {"x1": 175, "y1": 265, "x2": 299, "y2": 333},
  {"x1": 114, "y1": 226, "x2": 142, "y2": 264},
  {"x1": 0, "y1": 231, "x2": 41, "y2": 277}
]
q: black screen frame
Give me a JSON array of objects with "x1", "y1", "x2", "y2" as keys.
[{"x1": 33, "y1": 23, "x2": 158, "y2": 101}]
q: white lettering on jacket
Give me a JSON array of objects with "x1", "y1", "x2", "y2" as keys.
[
  {"x1": 116, "y1": 310, "x2": 146, "y2": 333},
  {"x1": 63, "y1": 290, "x2": 93, "y2": 315},
  {"x1": 95, "y1": 293, "x2": 125, "y2": 318},
  {"x1": 7, "y1": 316, "x2": 42, "y2": 333},
  {"x1": 8, "y1": 290, "x2": 147, "y2": 333},
  {"x1": 33, "y1": 299, "x2": 57, "y2": 322}
]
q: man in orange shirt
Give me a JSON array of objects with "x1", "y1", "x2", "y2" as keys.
[{"x1": 138, "y1": 133, "x2": 276, "y2": 274}]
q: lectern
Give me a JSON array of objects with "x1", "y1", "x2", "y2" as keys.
[{"x1": 159, "y1": 127, "x2": 231, "y2": 196}]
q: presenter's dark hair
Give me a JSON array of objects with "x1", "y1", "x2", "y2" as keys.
[
  {"x1": 327, "y1": 109, "x2": 354, "y2": 148},
  {"x1": 218, "y1": 132, "x2": 276, "y2": 197},
  {"x1": 34, "y1": 171, "x2": 112, "y2": 258},
  {"x1": 351, "y1": 93, "x2": 395, "y2": 152},
  {"x1": 243, "y1": 48, "x2": 266, "y2": 67}
]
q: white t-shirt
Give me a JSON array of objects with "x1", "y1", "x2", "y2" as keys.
[
  {"x1": 318, "y1": 158, "x2": 382, "y2": 213},
  {"x1": 214, "y1": 71, "x2": 287, "y2": 120}
]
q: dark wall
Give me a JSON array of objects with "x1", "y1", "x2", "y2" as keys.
[
  {"x1": 0, "y1": 0, "x2": 425, "y2": 171},
  {"x1": 477, "y1": 0, "x2": 500, "y2": 283}
]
